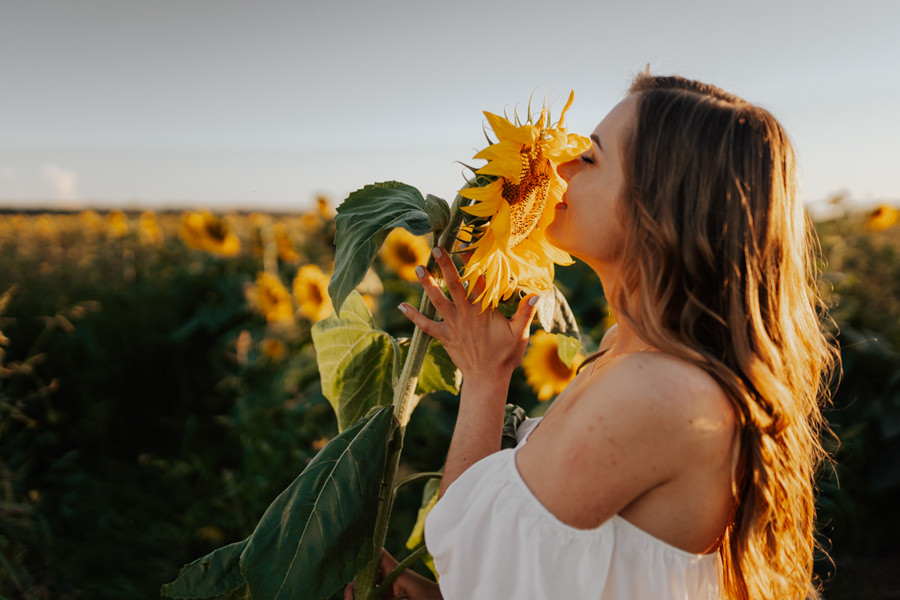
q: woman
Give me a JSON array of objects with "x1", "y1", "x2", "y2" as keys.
[{"x1": 359, "y1": 73, "x2": 837, "y2": 599}]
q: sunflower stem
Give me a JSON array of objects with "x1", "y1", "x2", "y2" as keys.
[{"x1": 355, "y1": 194, "x2": 466, "y2": 600}]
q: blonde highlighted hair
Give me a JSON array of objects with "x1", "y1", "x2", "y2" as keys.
[{"x1": 610, "y1": 73, "x2": 838, "y2": 599}]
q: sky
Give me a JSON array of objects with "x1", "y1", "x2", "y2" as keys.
[{"x1": 1, "y1": 0, "x2": 898, "y2": 215}]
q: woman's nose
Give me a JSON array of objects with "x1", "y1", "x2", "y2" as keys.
[{"x1": 556, "y1": 159, "x2": 576, "y2": 182}]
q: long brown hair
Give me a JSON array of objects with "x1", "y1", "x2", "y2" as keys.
[{"x1": 610, "y1": 73, "x2": 838, "y2": 599}]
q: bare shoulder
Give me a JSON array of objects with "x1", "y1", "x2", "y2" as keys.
[
  {"x1": 584, "y1": 351, "x2": 735, "y2": 454},
  {"x1": 516, "y1": 350, "x2": 735, "y2": 529}
]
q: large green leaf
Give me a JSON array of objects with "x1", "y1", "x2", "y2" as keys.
[
  {"x1": 240, "y1": 406, "x2": 395, "y2": 600},
  {"x1": 311, "y1": 291, "x2": 398, "y2": 431},
  {"x1": 329, "y1": 182, "x2": 449, "y2": 313},
  {"x1": 398, "y1": 338, "x2": 460, "y2": 396},
  {"x1": 161, "y1": 539, "x2": 248, "y2": 598}
]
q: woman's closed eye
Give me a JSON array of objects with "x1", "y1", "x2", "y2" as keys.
[{"x1": 579, "y1": 153, "x2": 595, "y2": 165}]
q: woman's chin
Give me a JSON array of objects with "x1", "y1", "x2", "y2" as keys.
[{"x1": 545, "y1": 221, "x2": 565, "y2": 250}]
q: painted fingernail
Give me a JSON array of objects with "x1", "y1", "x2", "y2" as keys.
[
  {"x1": 528, "y1": 296, "x2": 539, "y2": 306},
  {"x1": 415, "y1": 265, "x2": 426, "y2": 278},
  {"x1": 398, "y1": 303, "x2": 409, "y2": 314},
  {"x1": 432, "y1": 247, "x2": 443, "y2": 259},
  {"x1": 458, "y1": 241, "x2": 469, "y2": 250}
]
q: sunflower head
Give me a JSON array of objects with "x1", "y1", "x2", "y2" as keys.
[
  {"x1": 180, "y1": 211, "x2": 241, "y2": 256},
  {"x1": 521, "y1": 330, "x2": 584, "y2": 401},
  {"x1": 293, "y1": 264, "x2": 334, "y2": 322},
  {"x1": 138, "y1": 211, "x2": 164, "y2": 245},
  {"x1": 107, "y1": 210, "x2": 130, "y2": 239},
  {"x1": 866, "y1": 205, "x2": 900, "y2": 231},
  {"x1": 247, "y1": 272, "x2": 294, "y2": 324},
  {"x1": 380, "y1": 228, "x2": 431, "y2": 282},
  {"x1": 457, "y1": 92, "x2": 591, "y2": 309}
]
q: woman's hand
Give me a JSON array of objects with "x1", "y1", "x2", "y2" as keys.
[
  {"x1": 399, "y1": 247, "x2": 539, "y2": 382},
  {"x1": 344, "y1": 550, "x2": 442, "y2": 600}
]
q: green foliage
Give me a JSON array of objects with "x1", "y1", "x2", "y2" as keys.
[
  {"x1": 311, "y1": 292, "x2": 398, "y2": 431},
  {"x1": 162, "y1": 539, "x2": 249, "y2": 599},
  {"x1": 329, "y1": 182, "x2": 449, "y2": 314},
  {"x1": 2, "y1": 206, "x2": 900, "y2": 598},
  {"x1": 163, "y1": 406, "x2": 394, "y2": 600},
  {"x1": 240, "y1": 406, "x2": 393, "y2": 600}
]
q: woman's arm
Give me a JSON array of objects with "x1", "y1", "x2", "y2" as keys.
[{"x1": 399, "y1": 247, "x2": 538, "y2": 495}]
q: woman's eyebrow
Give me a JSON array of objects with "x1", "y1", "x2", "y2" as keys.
[{"x1": 591, "y1": 134, "x2": 603, "y2": 151}]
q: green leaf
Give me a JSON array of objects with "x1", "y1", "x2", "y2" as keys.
[
  {"x1": 330, "y1": 181, "x2": 442, "y2": 313},
  {"x1": 416, "y1": 339, "x2": 461, "y2": 396},
  {"x1": 161, "y1": 539, "x2": 248, "y2": 598},
  {"x1": 556, "y1": 334, "x2": 583, "y2": 368},
  {"x1": 311, "y1": 291, "x2": 397, "y2": 431},
  {"x1": 240, "y1": 406, "x2": 395, "y2": 600}
]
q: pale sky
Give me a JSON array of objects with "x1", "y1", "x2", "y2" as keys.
[{"x1": 1, "y1": 0, "x2": 898, "y2": 214}]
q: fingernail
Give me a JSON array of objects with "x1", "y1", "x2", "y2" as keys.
[
  {"x1": 398, "y1": 303, "x2": 408, "y2": 314},
  {"x1": 528, "y1": 296, "x2": 539, "y2": 306},
  {"x1": 432, "y1": 247, "x2": 443, "y2": 259},
  {"x1": 415, "y1": 265, "x2": 426, "y2": 278},
  {"x1": 458, "y1": 241, "x2": 469, "y2": 250}
]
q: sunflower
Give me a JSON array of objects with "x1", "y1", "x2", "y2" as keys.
[
  {"x1": 246, "y1": 272, "x2": 294, "y2": 323},
  {"x1": 138, "y1": 211, "x2": 164, "y2": 245},
  {"x1": 107, "y1": 210, "x2": 130, "y2": 239},
  {"x1": 521, "y1": 330, "x2": 584, "y2": 401},
  {"x1": 381, "y1": 228, "x2": 432, "y2": 282},
  {"x1": 79, "y1": 210, "x2": 106, "y2": 236},
  {"x1": 180, "y1": 211, "x2": 241, "y2": 256},
  {"x1": 293, "y1": 264, "x2": 334, "y2": 322},
  {"x1": 458, "y1": 92, "x2": 591, "y2": 309},
  {"x1": 273, "y1": 223, "x2": 300, "y2": 262},
  {"x1": 260, "y1": 337, "x2": 288, "y2": 361},
  {"x1": 866, "y1": 205, "x2": 899, "y2": 231}
]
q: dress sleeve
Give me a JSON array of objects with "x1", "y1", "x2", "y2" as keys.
[
  {"x1": 423, "y1": 425, "x2": 722, "y2": 600},
  {"x1": 423, "y1": 448, "x2": 617, "y2": 599}
]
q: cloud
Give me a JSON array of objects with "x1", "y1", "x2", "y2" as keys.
[{"x1": 41, "y1": 163, "x2": 80, "y2": 201}]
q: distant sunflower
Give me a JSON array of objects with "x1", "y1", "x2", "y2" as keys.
[
  {"x1": 138, "y1": 211, "x2": 164, "y2": 245},
  {"x1": 247, "y1": 272, "x2": 294, "y2": 323},
  {"x1": 458, "y1": 92, "x2": 591, "y2": 309},
  {"x1": 273, "y1": 223, "x2": 300, "y2": 262},
  {"x1": 260, "y1": 337, "x2": 288, "y2": 361},
  {"x1": 107, "y1": 210, "x2": 130, "y2": 239},
  {"x1": 293, "y1": 264, "x2": 334, "y2": 322},
  {"x1": 79, "y1": 210, "x2": 106, "y2": 235},
  {"x1": 866, "y1": 205, "x2": 899, "y2": 231},
  {"x1": 521, "y1": 331, "x2": 583, "y2": 401},
  {"x1": 381, "y1": 228, "x2": 431, "y2": 282},
  {"x1": 180, "y1": 211, "x2": 241, "y2": 256}
]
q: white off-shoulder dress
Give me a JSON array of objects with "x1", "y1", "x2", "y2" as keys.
[{"x1": 424, "y1": 418, "x2": 722, "y2": 599}]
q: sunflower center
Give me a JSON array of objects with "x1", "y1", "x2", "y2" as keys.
[
  {"x1": 395, "y1": 242, "x2": 417, "y2": 265},
  {"x1": 501, "y1": 148, "x2": 552, "y2": 246},
  {"x1": 308, "y1": 283, "x2": 323, "y2": 304},
  {"x1": 204, "y1": 219, "x2": 228, "y2": 243}
]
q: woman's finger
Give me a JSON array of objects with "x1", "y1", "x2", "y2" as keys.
[
  {"x1": 414, "y1": 263, "x2": 455, "y2": 318},
  {"x1": 431, "y1": 247, "x2": 468, "y2": 306},
  {"x1": 513, "y1": 294, "x2": 540, "y2": 334},
  {"x1": 398, "y1": 302, "x2": 445, "y2": 340}
]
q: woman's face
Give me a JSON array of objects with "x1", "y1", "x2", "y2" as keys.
[{"x1": 546, "y1": 94, "x2": 638, "y2": 272}]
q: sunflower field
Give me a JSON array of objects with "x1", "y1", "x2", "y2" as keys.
[{"x1": 0, "y1": 197, "x2": 898, "y2": 599}]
